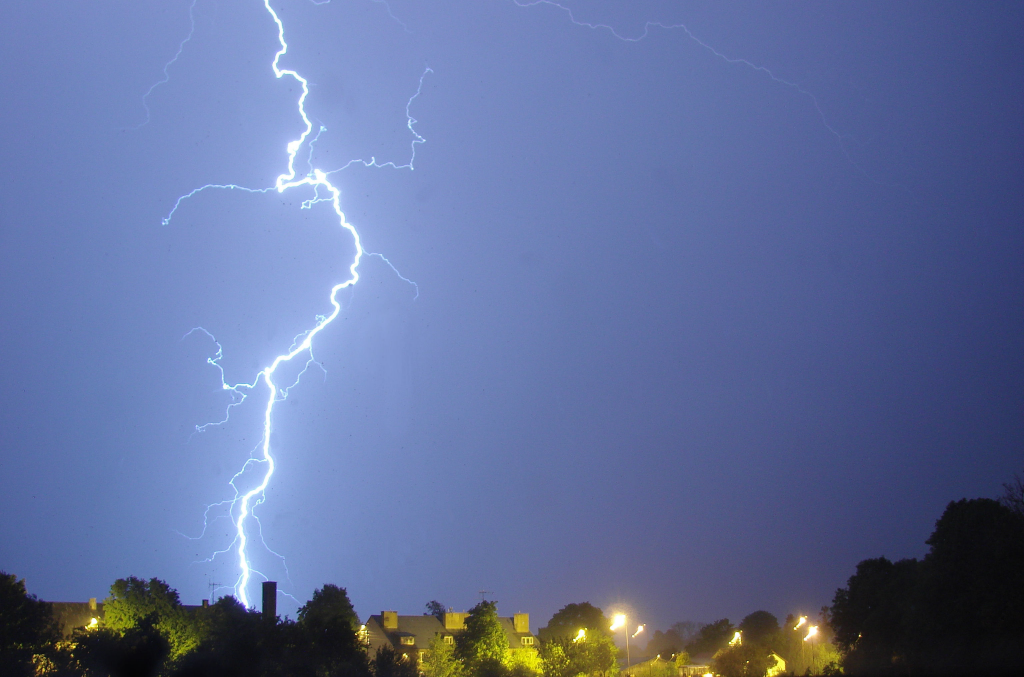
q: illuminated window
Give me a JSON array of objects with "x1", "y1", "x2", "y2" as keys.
[
  {"x1": 444, "y1": 635, "x2": 454, "y2": 645},
  {"x1": 401, "y1": 636, "x2": 415, "y2": 646},
  {"x1": 521, "y1": 636, "x2": 534, "y2": 646}
]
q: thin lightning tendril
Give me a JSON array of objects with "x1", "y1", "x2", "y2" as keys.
[
  {"x1": 162, "y1": 1, "x2": 427, "y2": 608},
  {"x1": 136, "y1": 0, "x2": 199, "y2": 129},
  {"x1": 309, "y1": 0, "x2": 411, "y2": 33},
  {"x1": 515, "y1": 0, "x2": 897, "y2": 186},
  {"x1": 163, "y1": 0, "x2": 867, "y2": 611}
]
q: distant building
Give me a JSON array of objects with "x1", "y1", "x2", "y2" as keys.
[
  {"x1": 49, "y1": 599, "x2": 104, "y2": 637},
  {"x1": 621, "y1": 655, "x2": 711, "y2": 677},
  {"x1": 48, "y1": 597, "x2": 213, "y2": 637},
  {"x1": 363, "y1": 610, "x2": 537, "y2": 670},
  {"x1": 765, "y1": 652, "x2": 786, "y2": 677}
]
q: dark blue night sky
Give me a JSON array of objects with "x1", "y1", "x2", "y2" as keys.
[{"x1": 1, "y1": 1, "x2": 1021, "y2": 634}]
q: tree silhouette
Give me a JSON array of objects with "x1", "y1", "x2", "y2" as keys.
[{"x1": 0, "y1": 572, "x2": 60, "y2": 677}]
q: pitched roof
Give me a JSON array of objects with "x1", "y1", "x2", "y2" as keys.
[
  {"x1": 48, "y1": 601, "x2": 105, "y2": 637},
  {"x1": 364, "y1": 612, "x2": 537, "y2": 655},
  {"x1": 366, "y1": 614, "x2": 448, "y2": 653}
]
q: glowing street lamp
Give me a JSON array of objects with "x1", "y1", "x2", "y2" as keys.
[
  {"x1": 574, "y1": 629, "x2": 586, "y2": 643},
  {"x1": 804, "y1": 625, "x2": 819, "y2": 673},
  {"x1": 794, "y1": 617, "x2": 808, "y2": 668},
  {"x1": 610, "y1": 613, "x2": 642, "y2": 674},
  {"x1": 729, "y1": 631, "x2": 742, "y2": 646}
]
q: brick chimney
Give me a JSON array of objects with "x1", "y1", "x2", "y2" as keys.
[
  {"x1": 262, "y1": 582, "x2": 277, "y2": 623},
  {"x1": 382, "y1": 611, "x2": 398, "y2": 629},
  {"x1": 444, "y1": 612, "x2": 468, "y2": 630}
]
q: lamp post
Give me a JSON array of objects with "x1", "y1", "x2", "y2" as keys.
[
  {"x1": 804, "y1": 625, "x2": 819, "y2": 674},
  {"x1": 794, "y1": 616, "x2": 807, "y2": 671},
  {"x1": 610, "y1": 614, "x2": 627, "y2": 671},
  {"x1": 610, "y1": 614, "x2": 643, "y2": 675}
]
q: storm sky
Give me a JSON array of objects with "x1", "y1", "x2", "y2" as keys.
[{"x1": 1, "y1": 1, "x2": 1022, "y2": 635}]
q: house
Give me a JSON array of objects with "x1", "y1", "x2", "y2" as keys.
[
  {"x1": 765, "y1": 652, "x2": 786, "y2": 677},
  {"x1": 49, "y1": 599, "x2": 104, "y2": 636},
  {"x1": 363, "y1": 610, "x2": 537, "y2": 669},
  {"x1": 48, "y1": 597, "x2": 215, "y2": 637}
]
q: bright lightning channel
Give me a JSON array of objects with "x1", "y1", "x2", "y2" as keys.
[{"x1": 163, "y1": 1, "x2": 426, "y2": 607}]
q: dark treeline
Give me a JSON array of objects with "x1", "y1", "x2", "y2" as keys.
[
  {"x1": 636, "y1": 475, "x2": 1024, "y2": 677},
  {"x1": 637, "y1": 609, "x2": 842, "y2": 677},
  {"x1": 0, "y1": 578, "x2": 374, "y2": 677},
  {"x1": 828, "y1": 485, "x2": 1024, "y2": 676},
  {"x1": 2, "y1": 476, "x2": 1022, "y2": 677}
]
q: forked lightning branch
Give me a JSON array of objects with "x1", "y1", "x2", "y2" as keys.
[{"x1": 160, "y1": 1, "x2": 426, "y2": 608}]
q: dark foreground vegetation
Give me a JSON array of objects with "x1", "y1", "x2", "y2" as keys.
[
  {"x1": 2, "y1": 475, "x2": 1021, "y2": 677},
  {"x1": 828, "y1": 484, "x2": 1024, "y2": 676}
]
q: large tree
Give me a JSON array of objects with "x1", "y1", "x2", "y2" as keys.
[
  {"x1": 830, "y1": 556, "x2": 919, "y2": 674},
  {"x1": 74, "y1": 618, "x2": 171, "y2": 677},
  {"x1": 539, "y1": 632, "x2": 618, "y2": 677},
  {"x1": 539, "y1": 602, "x2": 617, "y2": 677},
  {"x1": 425, "y1": 601, "x2": 447, "y2": 623},
  {"x1": 831, "y1": 497, "x2": 1024, "y2": 675},
  {"x1": 538, "y1": 602, "x2": 611, "y2": 642},
  {"x1": 170, "y1": 595, "x2": 315, "y2": 677},
  {"x1": 423, "y1": 631, "x2": 463, "y2": 677},
  {"x1": 684, "y1": 619, "x2": 734, "y2": 657},
  {"x1": 907, "y1": 498, "x2": 1024, "y2": 674},
  {"x1": 456, "y1": 601, "x2": 509, "y2": 677},
  {"x1": 710, "y1": 644, "x2": 778, "y2": 677},
  {"x1": 297, "y1": 584, "x2": 367, "y2": 677},
  {"x1": 0, "y1": 572, "x2": 60, "y2": 677},
  {"x1": 103, "y1": 576, "x2": 201, "y2": 660},
  {"x1": 737, "y1": 611, "x2": 779, "y2": 648},
  {"x1": 644, "y1": 629, "x2": 683, "y2": 659},
  {"x1": 371, "y1": 644, "x2": 418, "y2": 677},
  {"x1": 669, "y1": 622, "x2": 701, "y2": 646}
]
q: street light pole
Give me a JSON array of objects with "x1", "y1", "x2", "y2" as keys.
[
  {"x1": 611, "y1": 615, "x2": 627, "y2": 673},
  {"x1": 626, "y1": 623, "x2": 630, "y2": 673},
  {"x1": 804, "y1": 625, "x2": 819, "y2": 675},
  {"x1": 611, "y1": 614, "x2": 640, "y2": 675}
]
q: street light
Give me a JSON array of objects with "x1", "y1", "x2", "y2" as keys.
[
  {"x1": 610, "y1": 613, "x2": 643, "y2": 674},
  {"x1": 804, "y1": 625, "x2": 819, "y2": 674},
  {"x1": 574, "y1": 629, "x2": 586, "y2": 643},
  {"x1": 794, "y1": 617, "x2": 808, "y2": 668}
]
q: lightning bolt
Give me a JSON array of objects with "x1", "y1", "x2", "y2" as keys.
[
  {"x1": 515, "y1": 0, "x2": 901, "y2": 187},
  {"x1": 135, "y1": 0, "x2": 199, "y2": 129},
  {"x1": 160, "y1": 1, "x2": 427, "y2": 607}
]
